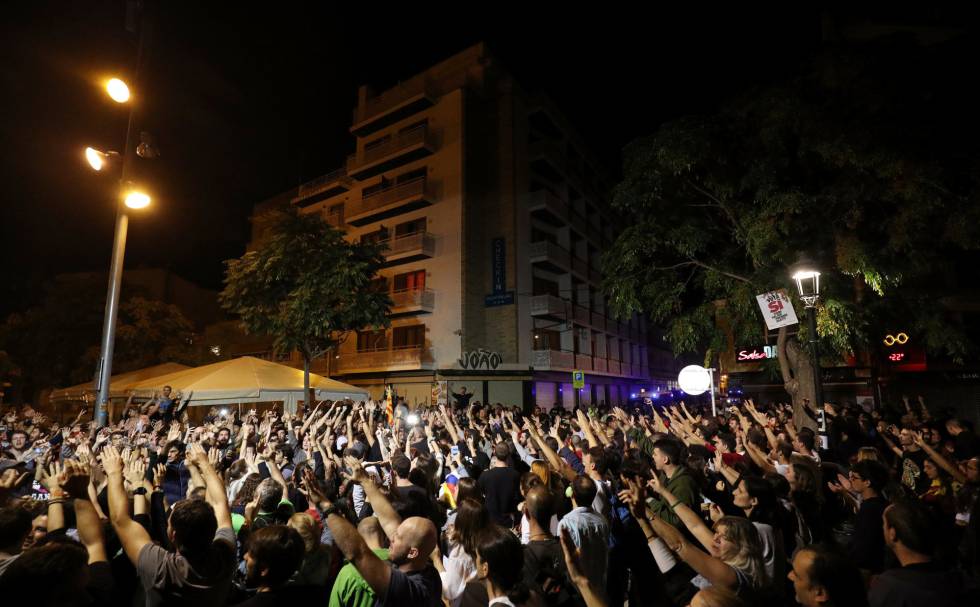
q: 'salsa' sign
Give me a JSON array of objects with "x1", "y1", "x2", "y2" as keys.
[{"x1": 736, "y1": 345, "x2": 777, "y2": 362}]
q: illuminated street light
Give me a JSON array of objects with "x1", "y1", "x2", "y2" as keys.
[
  {"x1": 124, "y1": 191, "x2": 151, "y2": 209},
  {"x1": 85, "y1": 147, "x2": 107, "y2": 171},
  {"x1": 790, "y1": 255, "x2": 825, "y2": 428},
  {"x1": 106, "y1": 78, "x2": 130, "y2": 103}
]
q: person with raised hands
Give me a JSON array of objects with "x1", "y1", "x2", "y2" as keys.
[
  {"x1": 104, "y1": 441, "x2": 237, "y2": 606},
  {"x1": 303, "y1": 457, "x2": 442, "y2": 606}
]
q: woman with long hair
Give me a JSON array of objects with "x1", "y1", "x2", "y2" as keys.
[
  {"x1": 474, "y1": 525, "x2": 531, "y2": 606},
  {"x1": 638, "y1": 475, "x2": 768, "y2": 600},
  {"x1": 434, "y1": 498, "x2": 489, "y2": 606},
  {"x1": 286, "y1": 511, "x2": 335, "y2": 596},
  {"x1": 786, "y1": 462, "x2": 825, "y2": 545}
]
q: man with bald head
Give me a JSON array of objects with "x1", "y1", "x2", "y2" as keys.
[{"x1": 304, "y1": 460, "x2": 441, "y2": 607}]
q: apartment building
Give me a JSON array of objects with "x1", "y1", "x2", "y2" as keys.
[{"x1": 259, "y1": 43, "x2": 677, "y2": 409}]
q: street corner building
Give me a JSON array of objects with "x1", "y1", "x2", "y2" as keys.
[{"x1": 245, "y1": 43, "x2": 678, "y2": 410}]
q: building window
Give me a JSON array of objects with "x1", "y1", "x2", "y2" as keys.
[
  {"x1": 532, "y1": 277, "x2": 560, "y2": 298},
  {"x1": 396, "y1": 167, "x2": 426, "y2": 184},
  {"x1": 533, "y1": 328, "x2": 561, "y2": 350},
  {"x1": 357, "y1": 330, "x2": 387, "y2": 352},
  {"x1": 392, "y1": 325, "x2": 425, "y2": 349},
  {"x1": 531, "y1": 227, "x2": 557, "y2": 244},
  {"x1": 395, "y1": 217, "x2": 426, "y2": 238},
  {"x1": 399, "y1": 119, "x2": 428, "y2": 134},
  {"x1": 364, "y1": 134, "x2": 391, "y2": 153},
  {"x1": 393, "y1": 270, "x2": 425, "y2": 292},
  {"x1": 361, "y1": 227, "x2": 389, "y2": 245}
]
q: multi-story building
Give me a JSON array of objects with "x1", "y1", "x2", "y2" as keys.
[{"x1": 253, "y1": 43, "x2": 677, "y2": 409}]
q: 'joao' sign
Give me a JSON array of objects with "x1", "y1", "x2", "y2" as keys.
[{"x1": 755, "y1": 290, "x2": 799, "y2": 330}]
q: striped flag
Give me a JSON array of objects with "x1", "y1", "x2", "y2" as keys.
[{"x1": 385, "y1": 385, "x2": 394, "y2": 426}]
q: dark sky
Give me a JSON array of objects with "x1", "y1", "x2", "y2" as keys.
[{"x1": 1, "y1": 3, "x2": 968, "y2": 316}]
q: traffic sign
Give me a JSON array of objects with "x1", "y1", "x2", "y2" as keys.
[{"x1": 572, "y1": 370, "x2": 585, "y2": 389}]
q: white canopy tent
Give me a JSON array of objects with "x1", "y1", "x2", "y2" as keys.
[{"x1": 126, "y1": 356, "x2": 367, "y2": 409}]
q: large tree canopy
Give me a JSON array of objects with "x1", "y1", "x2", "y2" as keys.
[
  {"x1": 0, "y1": 280, "x2": 201, "y2": 401},
  {"x1": 603, "y1": 37, "x2": 979, "y2": 415},
  {"x1": 220, "y1": 206, "x2": 391, "y2": 401}
]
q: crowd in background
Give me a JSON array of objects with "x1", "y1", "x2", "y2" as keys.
[{"x1": 1, "y1": 386, "x2": 978, "y2": 606}]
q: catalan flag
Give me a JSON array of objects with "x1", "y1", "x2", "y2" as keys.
[{"x1": 385, "y1": 385, "x2": 394, "y2": 426}]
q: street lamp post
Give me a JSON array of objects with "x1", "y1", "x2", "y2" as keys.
[{"x1": 791, "y1": 263, "x2": 824, "y2": 426}]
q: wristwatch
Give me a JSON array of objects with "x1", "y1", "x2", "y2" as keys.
[{"x1": 133, "y1": 487, "x2": 148, "y2": 496}]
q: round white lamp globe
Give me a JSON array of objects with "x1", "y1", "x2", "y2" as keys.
[{"x1": 677, "y1": 365, "x2": 712, "y2": 395}]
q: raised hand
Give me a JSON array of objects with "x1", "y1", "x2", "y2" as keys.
[
  {"x1": 647, "y1": 472, "x2": 666, "y2": 495},
  {"x1": 101, "y1": 446, "x2": 124, "y2": 476},
  {"x1": 40, "y1": 461, "x2": 66, "y2": 492},
  {"x1": 125, "y1": 456, "x2": 146, "y2": 488},
  {"x1": 62, "y1": 460, "x2": 91, "y2": 498},
  {"x1": 344, "y1": 455, "x2": 369, "y2": 484},
  {"x1": 184, "y1": 443, "x2": 208, "y2": 468},
  {"x1": 153, "y1": 463, "x2": 166, "y2": 488},
  {"x1": 0, "y1": 468, "x2": 29, "y2": 493}
]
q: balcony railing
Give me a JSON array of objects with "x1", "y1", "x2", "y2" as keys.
[
  {"x1": 337, "y1": 345, "x2": 426, "y2": 372},
  {"x1": 593, "y1": 358, "x2": 608, "y2": 373},
  {"x1": 292, "y1": 168, "x2": 351, "y2": 206},
  {"x1": 382, "y1": 231, "x2": 435, "y2": 261},
  {"x1": 390, "y1": 288, "x2": 435, "y2": 313},
  {"x1": 607, "y1": 360, "x2": 621, "y2": 375},
  {"x1": 530, "y1": 294, "x2": 567, "y2": 318},
  {"x1": 573, "y1": 305, "x2": 590, "y2": 326},
  {"x1": 529, "y1": 240, "x2": 571, "y2": 273},
  {"x1": 347, "y1": 125, "x2": 434, "y2": 179},
  {"x1": 575, "y1": 354, "x2": 593, "y2": 371},
  {"x1": 346, "y1": 177, "x2": 432, "y2": 225},
  {"x1": 590, "y1": 312, "x2": 605, "y2": 332},
  {"x1": 532, "y1": 349, "x2": 574, "y2": 370},
  {"x1": 352, "y1": 79, "x2": 437, "y2": 134}
]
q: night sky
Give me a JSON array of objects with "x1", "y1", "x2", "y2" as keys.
[{"x1": 1, "y1": 3, "x2": 969, "y2": 317}]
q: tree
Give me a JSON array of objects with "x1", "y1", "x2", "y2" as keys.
[
  {"x1": 219, "y1": 206, "x2": 391, "y2": 407},
  {"x1": 602, "y1": 38, "x2": 979, "y2": 423},
  {"x1": 0, "y1": 280, "x2": 203, "y2": 402}
]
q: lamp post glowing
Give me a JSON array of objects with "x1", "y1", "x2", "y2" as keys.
[
  {"x1": 92, "y1": 27, "x2": 149, "y2": 426},
  {"x1": 791, "y1": 259, "x2": 824, "y2": 425},
  {"x1": 106, "y1": 78, "x2": 130, "y2": 103},
  {"x1": 124, "y1": 191, "x2": 150, "y2": 209}
]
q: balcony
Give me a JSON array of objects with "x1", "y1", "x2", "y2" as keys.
[
  {"x1": 389, "y1": 288, "x2": 435, "y2": 316},
  {"x1": 529, "y1": 240, "x2": 570, "y2": 274},
  {"x1": 532, "y1": 349, "x2": 574, "y2": 371},
  {"x1": 528, "y1": 140, "x2": 566, "y2": 183},
  {"x1": 590, "y1": 265, "x2": 603, "y2": 285},
  {"x1": 382, "y1": 232, "x2": 435, "y2": 266},
  {"x1": 351, "y1": 80, "x2": 438, "y2": 136},
  {"x1": 575, "y1": 354, "x2": 593, "y2": 371},
  {"x1": 337, "y1": 345, "x2": 431, "y2": 373},
  {"x1": 347, "y1": 125, "x2": 436, "y2": 180},
  {"x1": 527, "y1": 190, "x2": 567, "y2": 227},
  {"x1": 594, "y1": 358, "x2": 608, "y2": 373},
  {"x1": 573, "y1": 305, "x2": 590, "y2": 327},
  {"x1": 346, "y1": 177, "x2": 433, "y2": 226},
  {"x1": 608, "y1": 360, "x2": 622, "y2": 375},
  {"x1": 530, "y1": 294, "x2": 567, "y2": 320},
  {"x1": 591, "y1": 312, "x2": 606, "y2": 332},
  {"x1": 291, "y1": 168, "x2": 352, "y2": 207}
]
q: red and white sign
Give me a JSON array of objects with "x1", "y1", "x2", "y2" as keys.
[{"x1": 756, "y1": 290, "x2": 799, "y2": 330}]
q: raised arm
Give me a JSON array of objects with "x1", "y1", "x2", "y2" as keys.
[
  {"x1": 62, "y1": 461, "x2": 107, "y2": 564},
  {"x1": 347, "y1": 456, "x2": 402, "y2": 540},
  {"x1": 102, "y1": 446, "x2": 153, "y2": 565},
  {"x1": 913, "y1": 431, "x2": 966, "y2": 483},
  {"x1": 647, "y1": 474, "x2": 714, "y2": 551},
  {"x1": 303, "y1": 468, "x2": 393, "y2": 599},
  {"x1": 525, "y1": 421, "x2": 577, "y2": 482},
  {"x1": 185, "y1": 444, "x2": 233, "y2": 530}
]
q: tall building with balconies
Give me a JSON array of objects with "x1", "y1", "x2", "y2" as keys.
[{"x1": 255, "y1": 43, "x2": 677, "y2": 409}]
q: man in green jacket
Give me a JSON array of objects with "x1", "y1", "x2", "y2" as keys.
[{"x1": 646, "y1": 438, "x2": 699, "y2": 528}]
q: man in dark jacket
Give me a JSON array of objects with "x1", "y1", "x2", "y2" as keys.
[{"x1": 646, "y1": 439, "x2": 698, "y2": 528}]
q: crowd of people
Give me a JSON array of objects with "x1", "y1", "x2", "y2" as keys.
[{"x1": 0, "y1": 387, "x2": 978, "y2": 606}]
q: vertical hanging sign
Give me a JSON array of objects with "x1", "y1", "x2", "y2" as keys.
[{"x1": 485, "y1": 237, "x2": 515, "y2": 306}]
